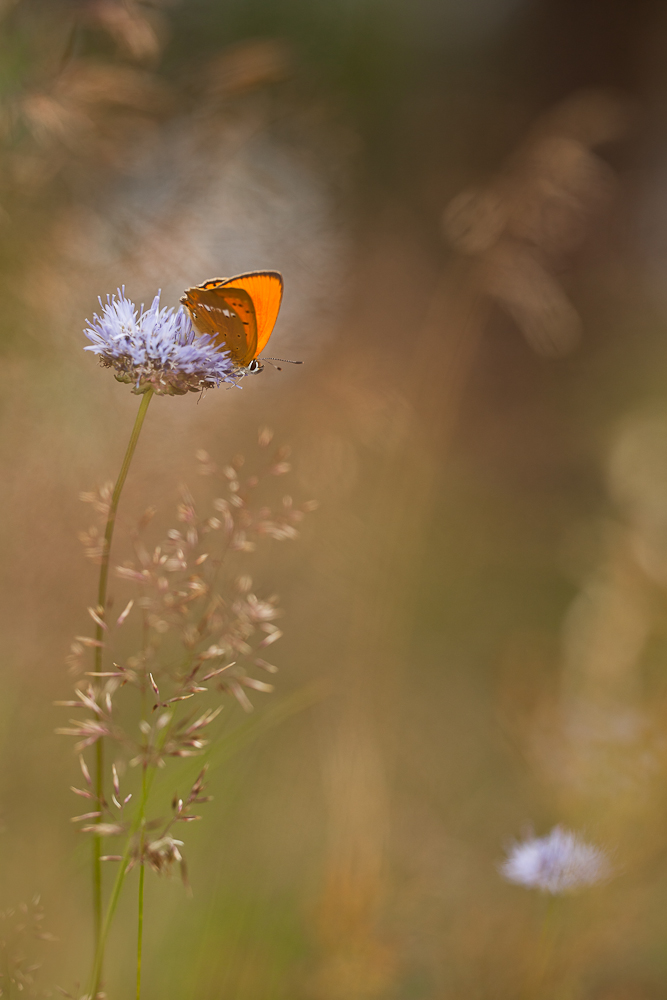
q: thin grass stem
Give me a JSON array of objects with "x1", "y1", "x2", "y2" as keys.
[
  {"x1": 136, "y1": 681, "x2": 148, "y2": 1000},
  {"x1": 89, "y1": 765, "x2": 157, "y2": 999},
  {"x1": 136, "y1": 829, "x2": 145, "y2": 1000},
  {"x1": 522, "y1": 895, "x2": 560, "y2": 1000},
  {"x1": 90, "y1": 389, "x2": 153, "y2": 988}
]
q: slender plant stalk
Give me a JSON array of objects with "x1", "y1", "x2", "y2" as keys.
[
  {"x1": 91, "y1": 685, "x2": 325, "y2": 1000},
  {"x1": 136, "y1": 863, "x2": 145, "y2": 999},
  {"x1": 91, "y1": 389, "x2": 153, "y2": 988},
  {"x1": 523, "y1": 895, "x2": 559, "y2": 999},
  {"x1": 136, "y1": 680, "x2": 148, "y2": 1000},
  {"x1": 89, "y1": 767, "x2": 156, "y2": 1000}
]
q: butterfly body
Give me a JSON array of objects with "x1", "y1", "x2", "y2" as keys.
[{"x1": 180, "y1": 270, "x2": 284, "y2": 376}]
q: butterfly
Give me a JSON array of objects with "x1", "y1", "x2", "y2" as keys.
[{"x1": 180, "y1": 270, "x2": 289, "y2": 376}]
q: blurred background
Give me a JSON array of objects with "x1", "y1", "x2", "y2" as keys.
[{"x1": 2, "y1": 0, "x2": 667, "y2": 996}]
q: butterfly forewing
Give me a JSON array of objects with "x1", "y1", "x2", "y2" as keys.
[{"x1": 181, "y1": 270, "x2": 283, "y2": 369}]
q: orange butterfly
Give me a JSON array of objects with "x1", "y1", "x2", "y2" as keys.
[{"x1": 180, "y1": 270, "x2": 288, "y2": 376}]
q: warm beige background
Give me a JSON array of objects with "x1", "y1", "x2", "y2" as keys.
[{"x1": 2, "y1": 2, "x2": 667, "y2": 998}]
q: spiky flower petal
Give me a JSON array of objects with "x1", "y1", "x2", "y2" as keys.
[
  {"x1": 84, "y1": 289, "x2": 236, "y2": 395},
  {"x1": 500, "y1": 826, "x2": 610, "y2": 894}
]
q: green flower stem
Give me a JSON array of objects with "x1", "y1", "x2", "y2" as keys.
[
  {"x1": 523, "y1": 895, "x2": 560, "y2": 999},
  {"x1": 91, "y1": 389, "x2": 154, "y2": 986},
  {"x1": 89, "y1": 766, "x2": 157, "y2": 1000},
  {"x1": 136, "y1": 862, "x2": 145, "y2": 1000},
  {"x1": 91, "y1": 684, "x2": 171, "y2": 999},
  {"x1": 136, "y1": 683, "x2": 148, "y2": 1000},
  {"x1": 91, "y1": 683, "x2": 326, "y2": 1000}
]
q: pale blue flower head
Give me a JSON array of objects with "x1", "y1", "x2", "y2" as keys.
[
  {"x1": 500, "y1": 826, "x2": 610, "y2": 894},
  {"x1": 84, "y1": 289, "x2": 236, "y2": 395}
]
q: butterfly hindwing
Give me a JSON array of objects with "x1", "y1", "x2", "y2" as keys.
[{"x1": 181, "y1": 270, "x2": 283, "y2": 369}]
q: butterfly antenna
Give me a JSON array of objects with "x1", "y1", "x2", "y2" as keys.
[
  {"x1": 262, "y1": 357, "x2": 303, "y2": 371},
  {"x1": 262, "y1": 357, "x2": 303, "y2": 363}
]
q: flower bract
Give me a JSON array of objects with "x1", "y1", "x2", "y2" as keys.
[
  {"x1": 500, "y1": 826, "x2": 610, "y2": 894},
  {"x1": 84, "y1": 289, "x2": 236, "y2": 395}
]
